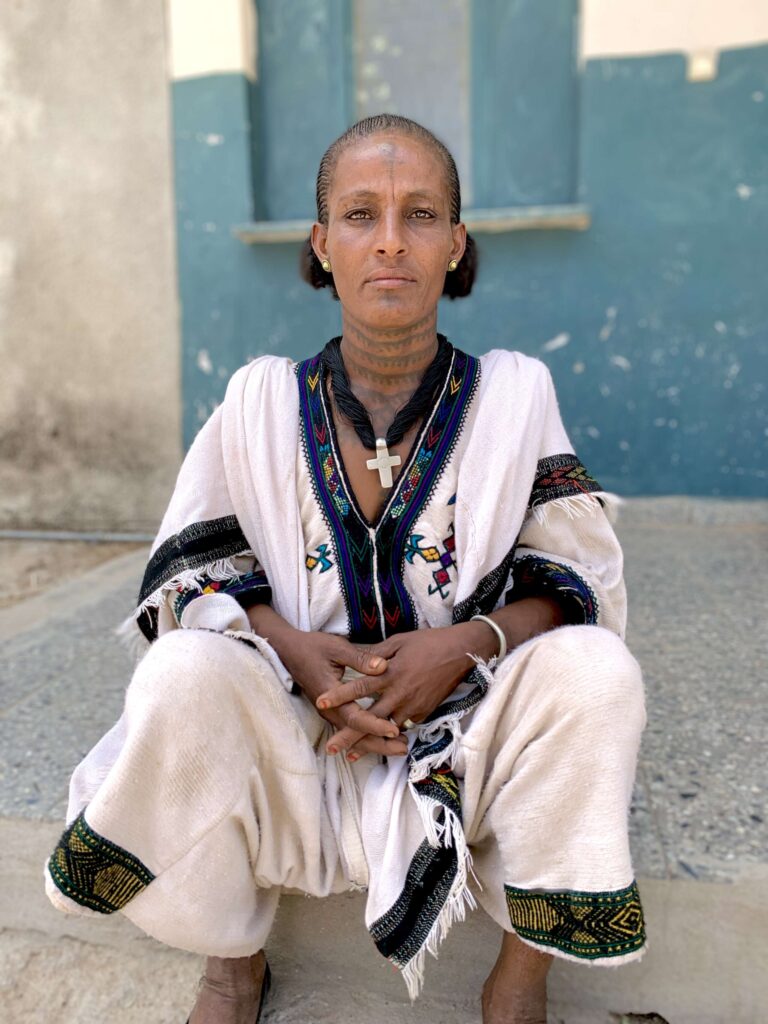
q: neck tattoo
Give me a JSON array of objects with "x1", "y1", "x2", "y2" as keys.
[{"x1": 321, "y1": 334, "x2": 453, "y2": 488}]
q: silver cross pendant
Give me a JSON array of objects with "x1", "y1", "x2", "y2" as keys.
[{"x1": 366, "y1": 437, "x2": 402, "y2": 488}]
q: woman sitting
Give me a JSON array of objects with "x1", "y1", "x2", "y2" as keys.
[{"x1": 46, "y1": 114, "x2": 646, "y2": 1024}]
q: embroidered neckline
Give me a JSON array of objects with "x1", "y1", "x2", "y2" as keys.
[
  {"x1": 297, "y1": 345, "x2": 480, "y2": 642},
  {"x1": 319, "y1": 346, "x2": 457, "y2": 532}
]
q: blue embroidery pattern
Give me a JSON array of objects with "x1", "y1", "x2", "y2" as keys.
[{"x1": 306, "y1": 544, "x2": 334, "y2": 574}]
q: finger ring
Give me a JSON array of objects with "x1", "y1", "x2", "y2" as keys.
[{"x1": 403, "y1": 718, "x2": 417, "y2": 730}]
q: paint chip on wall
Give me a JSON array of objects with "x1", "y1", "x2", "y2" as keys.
[
  {"x1": 610, "y1": 355, "x2": 632, "y2": 371},
  {"x1": 541, "y1": 332, "x2": 571, "y2": 352},
  {"x1": 197, "y1": 349, "x2": 213, "y2": 374},
  {"x1": 686, "y1": 50, "x2": 719, "y2": 82}
]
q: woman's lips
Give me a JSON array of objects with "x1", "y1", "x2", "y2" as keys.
[{"x1": 366, "y1": 272, "x2": 416, "y2": 288}]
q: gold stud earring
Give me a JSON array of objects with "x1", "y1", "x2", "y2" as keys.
[
  {"x1": 321, "y1": 259, "x2": 332, "y2": 273},
  {"x1": 448, "y1": 259, "x2": 458, "y2": 272}
]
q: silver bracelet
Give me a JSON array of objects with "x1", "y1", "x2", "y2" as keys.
[{"x1": 470, "y1": 614, "x2": 507, "y2": 662}]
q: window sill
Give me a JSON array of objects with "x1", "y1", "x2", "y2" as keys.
[{"x1": 232, "y1": 204, "x2": 590, "y2": 244}]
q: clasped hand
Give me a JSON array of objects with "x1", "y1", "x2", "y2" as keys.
[{"x1": 298, "y1": 627, "x2": 476, "y2": 759}]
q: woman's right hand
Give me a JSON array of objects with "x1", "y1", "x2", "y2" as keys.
[{"x1": 246, "y1": 605, "x2": 408, "y2": 758}]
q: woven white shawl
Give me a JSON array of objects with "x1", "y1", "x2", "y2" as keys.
[{"x1": 125, "y1": 348, "x2": 615, "y2": 995}]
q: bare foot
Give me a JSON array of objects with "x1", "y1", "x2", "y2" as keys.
[
  {"x1": 481, "y1": 932, "x2": 552, "y2": 1024},
  {"x1": 188, "y1": 951, "x2": 268, "y2": 1024}
]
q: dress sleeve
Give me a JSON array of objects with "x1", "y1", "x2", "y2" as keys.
[
  {"x1": 128, "y1": 399, "x2": 274, "y2": 644},
  {"x1": 503, "y1": 370, "x2": 627, "y2": 637},
  {"x1": 169, "y1": 554, "x2": 273, "y2": 631},
  {"x1": 505, "y1": 483, "x2": 627, "y2": 637}
]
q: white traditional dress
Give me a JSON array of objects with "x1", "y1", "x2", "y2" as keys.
[{"x1": 45, "y1": 344, "x2": 647, "y2": 996}]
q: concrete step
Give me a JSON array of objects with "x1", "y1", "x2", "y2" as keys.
[{"x1": 2, "y1": 816, "x2": 767, "y2": 1024}]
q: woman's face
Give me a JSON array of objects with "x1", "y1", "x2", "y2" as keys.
[{"x1": 312, "y1": 134, "x2": 466, "y2": 331}]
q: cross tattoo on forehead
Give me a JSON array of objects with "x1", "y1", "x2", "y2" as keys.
[{"x1": 366, "y1": 437, "x2": 402, "y2": 488}]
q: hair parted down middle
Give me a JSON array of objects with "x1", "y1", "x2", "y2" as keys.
[{"x1": 299, "y1": 114, "x2": 477, "y2": 300}]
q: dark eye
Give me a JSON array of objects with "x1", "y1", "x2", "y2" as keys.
[
  {"x1": 347, "y1": 209, "x2": 372, "y2": 220},
  {"x1": 411, "y1": 209, "x2": 435, "y2": 220}
]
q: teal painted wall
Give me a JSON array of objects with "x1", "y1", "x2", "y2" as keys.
[
  {"x1": 171, "y1": 39, "x2": 767, "y2": 497},
  {"x1": 472, "y1": 0, "x2": 580, "y2": 206}
]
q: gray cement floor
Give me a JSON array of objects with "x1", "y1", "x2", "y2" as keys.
[{"x1": 1, "y1": 499, "x2": 766, "y2": 1022}]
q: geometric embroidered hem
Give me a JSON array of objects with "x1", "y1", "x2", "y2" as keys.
[
  {"x1": 504, "y1": 881, "x2": 646, "y2": 958},
  {"x1": 529, "y1": 453, "x2": 602, "y2": 508},
  {"x1": 49, "y1": 812, "x2": 155, "y2": 914}
]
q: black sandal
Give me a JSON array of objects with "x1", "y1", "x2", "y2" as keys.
[{"x1": 185, "y1": 960, "x2": 271, "y2": 1023}]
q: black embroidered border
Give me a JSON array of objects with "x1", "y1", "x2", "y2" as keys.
[
  {"x1": 506, "y1": 555, "x2": 599, "y2": 625},
  {"x1": 49, "y1": 812, "x2": 155, "y2": 914},
  {"x1": 373, "y1": 662, "x2": 490, "y2": 969},
  {"x1": 136, "y1": 516, "x2": 254, "y2": 641},
  {"x1": 297, "y1": 353, "x2": 385, "y2": 643},
  {"x1": 139, "y1": 516, "x2": 251, "y2": 604},
  {"x1": 412, "y1": 767, "x2": 462, "y2": 819},
  {"x1": 297, "y1": 346, "x2": 479, "y2": 644},
  {"x1": 369, "y1": 836, "x2": 458, "y2": 966},
  {"x1": 529, "y1": 454, "x2": 602, "y2": 508},
  {"x1": 505, "y1": 881, "x2": 646, "y2": 959}
]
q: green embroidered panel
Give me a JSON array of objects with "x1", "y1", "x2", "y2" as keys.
[
  {"x1": 49, "y1": 812, "x2": 155, "y2": 914},
  {"x1": 504, "y1": 881, "x2": 646, "y2": 959}
]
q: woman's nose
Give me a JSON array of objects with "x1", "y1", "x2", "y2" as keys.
[{"x1": 374, "y1": 210, "x2": 407, "y2": 257}]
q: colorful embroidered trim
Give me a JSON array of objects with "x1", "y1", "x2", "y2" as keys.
[
  {"x1": 529, "y1": 454, "x2": 602, "y2": 508},
  {"x1": 171, "y1": 570, "x2": 272, "y2": 625},
  {"x1": 297, "y1": 345, "x2": 479, "y2": 643},
  {"x1": 507, "y1": 555, "x2": 598, "y2": 625},
  {"x1": 504, "y1": 881, "x2": 646, "y2": 959},
  {"x1": 49, "y1": 812, "x2": 155, "y2": 914}
]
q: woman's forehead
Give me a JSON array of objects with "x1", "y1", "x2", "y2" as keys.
[{"x1": 329, "y1": 134, "x2": 448, "y2": 202}]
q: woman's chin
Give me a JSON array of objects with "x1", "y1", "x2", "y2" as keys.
[{"x1": 344, "y1": 295, "x2": 433, "y2": 331}]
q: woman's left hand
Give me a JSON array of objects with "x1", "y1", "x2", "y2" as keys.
[{"x1": 317, "y1": 622, "x2": 486, "y2": 757}]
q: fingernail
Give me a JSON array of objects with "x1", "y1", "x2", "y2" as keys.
[
  {"x1": 317, "y1": 699, "x2": 329, "y2": 710},
  {"x1": 347, "y1": 752, "x2": 360, "y2": 762},
  {"x1": 369, "y1": 657, "x2": 384, "y2": 670},
  {"x1": 328, "y1": 746, "x2": 338, "y2": 755}
]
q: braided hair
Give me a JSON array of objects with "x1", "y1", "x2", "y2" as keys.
[{"x1": 300, "y1": 114, "x2": 477, "y2": 300}]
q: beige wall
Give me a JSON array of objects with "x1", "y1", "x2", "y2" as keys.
[
  {"x1": 582, "y1": 0, "x2": 768, "y2": 58},
  {"x1": 0, "y1": 1, "x2": 180, "y2": 531}
]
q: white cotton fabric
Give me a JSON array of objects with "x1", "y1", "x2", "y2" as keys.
[
  {"x1": 47, "y1": 348, "x2": 643, "y2": 993},
  {"x1": 126, "y1": 349, "x2": 625, "y2": 647},
  {"x1": 46, "y1": 624, "x2": 645, "y2": 963}
]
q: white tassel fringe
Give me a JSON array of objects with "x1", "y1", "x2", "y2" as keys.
[
  {"x1": 398, "y1": 658, "x2": 495, "y2": 998},
  {"x1": 531, "y1": 490, "x2": 623, "y2": 527},
  {"x1": 115, "y1": 553, "x2": 254, "y2": 650}
]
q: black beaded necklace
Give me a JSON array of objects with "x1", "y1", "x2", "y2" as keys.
[{"x1": 321, "y1": 334, "x2": 453, "y2": 451}]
